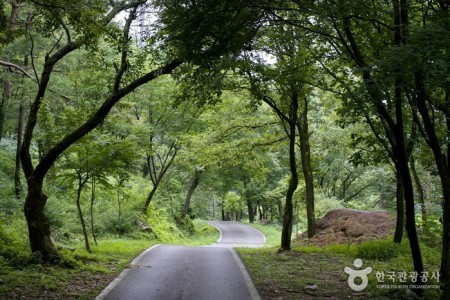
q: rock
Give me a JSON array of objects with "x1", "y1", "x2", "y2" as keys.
[
  {"x1": 136, "y1": 219, "x2": 153, "y2": 233},
  {"x1": 304, "y1": 283, "x2": 318, "y2": 290}
]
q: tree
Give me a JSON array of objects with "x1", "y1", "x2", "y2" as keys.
[
  {"x1": 137, "y1": 77, "x2": 203, "y2": 213},
  {"x1": 237, "y1": 20, "x2": 318, "y2": 248},
  {"x1": 182, "y1": 166, "x2": 204, "y2": 218},
  {"x1": 261, "y1": 0, "x2": 426, "y2": 286},
  {"x1": 19, "y1": 1, "x2": 181, "y2": 260}
]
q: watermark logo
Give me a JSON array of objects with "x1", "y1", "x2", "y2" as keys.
[
  {"x1": 344, "y1": 258, "x2": 372, "y2": 291},
  {"x1": 344, "y1": 259, "x2": 441, "y2": 291}
]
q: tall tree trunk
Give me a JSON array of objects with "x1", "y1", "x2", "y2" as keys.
[
  {"x1": 414, "y1": 71, "x2": 450, "y2": 297},
  {"x1": 18, "y1": 1, "x2": 181, "y2": 260},
  {"x1": 0, "y1": 1, "x2": 19, "y2": 141},
  {"x1": 182, "y1": 167, "x2": 203, "y2": 217},
  {"x1": 90, "y1": 176, "x2": 97, "y2": 246},
  {"x1": 297, "y1": 97, "x2": 315, "y2": 238},
  {"x1": 14, "y1": 100, "x2": 24, "y2": 199},
  {"x1": 277, "y1": 199, "x2": 282, "y2": 223},
  {"x1": 258, "y1": 201, "x2": 263, "y2": 221},
  {"x1": 0, "y1": 71, "x2": 10, "y2": 141},
  {"x1": 24, "y1": 180, "x2": 59, "y2": 260},
  {"x1": 76, "y1": 177, "x2": 91, "y2": 253},
  {"x1": 243, "y1": 175, "x2": 254, "y2": 223},
  {"x1": 221, "y1": 200, "x2": 225, "y2": 221},
  {"x1": 280, "y1": 94, "x2": 299, "y2": 251},
  {"x1": 247, "y1": 199, "x2": 254, "y2": 223},
  {"x1": 117, "y1": 183, "x2": 122, "y2": 238},
  {"x1": 393, "y1": 169, "x2": 404, "y2": 243},
  {"x1": 410, "y1": 157, "x2": 426, "y2": 228},
  {"x1": 393, "y1": 53, "x2": 424, "y2": 288}
]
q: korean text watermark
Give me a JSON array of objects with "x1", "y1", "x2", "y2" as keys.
[{"x1": 344, "y1": 258, "x2": 440, "y2": 291}]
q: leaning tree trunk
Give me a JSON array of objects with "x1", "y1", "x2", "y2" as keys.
[
  {"x1": 143, "y1": 184, "x2": 159, "y2": 213},
  {"x1": 76, "y1": 176, "x2": 91, "y2": 253},
  {"x1": 182, "y1": 167, "x2": 203, "y2": 217},
  {"x1": 19, "y1": 1, "x2": 181, "y2": 260}
]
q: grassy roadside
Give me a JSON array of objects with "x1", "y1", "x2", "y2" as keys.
[
  {"x1": 0, "y1": 219, "x2": 219, "y2": 299},
  {"x1": 245, "y1": 222, "x2": 283, "y2": 247},
  {"x1": 238, "y1": 223, "x2": 442, "y2": 299}
]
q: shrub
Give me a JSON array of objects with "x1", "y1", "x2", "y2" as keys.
[
  {"x1": 0, "y1": 213, "x2": 31, "y2": 265},
  {"x1": 146, "y1": 204, "x2": 185, "y2": 243},
  {"x1": 355, "y1": 239, "x2": 408, "y2": 261},
  {"x1": 175, "y1": 214, "x2": 195, "y2": 235}
]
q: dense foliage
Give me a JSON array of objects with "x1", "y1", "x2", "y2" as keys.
[{"x1": 0, "y1": 0, "x2": 448, "y2": 297}]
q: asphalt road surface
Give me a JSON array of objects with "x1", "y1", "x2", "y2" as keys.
[{"x1": 97, "y1": 221, "x2": 265, "y2": 300}]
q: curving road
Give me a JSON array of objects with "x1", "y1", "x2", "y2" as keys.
[
  {"x1": 97, "y1": 221, "x2": 265, "y2": 300},
  {"x1": 209, "y1": 221, "x2": 266, "y2": 247}
]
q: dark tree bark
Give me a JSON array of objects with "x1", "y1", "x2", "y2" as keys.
[
  {"x1": 243, "y1": 175, "x2": 254, "y2": 223},
  {"x1": 413, "y1": 70, "x2": 450, "y2": 296},
  {"x1": 0, "y1": 1, "x2": 19, "y2": 141},
  {"x1": 14, "y1": 100, "x2": 24, "y2": 199},
  {"x1": 19, "y1": 5, "x2": 181, "y2": 259},
  {"x1": 393, "y1": 170, "x2": 404, "y2": 243},
  {"x1": 182, "y1": 167, "x2": 203, "y2": 217},
  {"x1": 142, "y1": 144, "x2": 178, "y2": 213},
  {"x1": 247, "y1": 200, "x2": 254, "y2": 223},
  {"x1": 410, "y1": 157, "x2": 426, "y2": 228},
  {"x1": 280, "y1": 92, "x2": 299, "y2": 251},
  {"x1": 76, "y1": 175, "x2": 90, "y2": 252},
  {"x1": 117, "y1": 180, "x2": 122, "y2": 238},
  {"x1": 0, "y1": 72, "x2": 10, "y2": 141},
  {"x1": 90, "y1": 176, "x2": 97, "y2": 246},
  {"x1": 296, "y1": 96, "x2": 315, "y2": 238}
]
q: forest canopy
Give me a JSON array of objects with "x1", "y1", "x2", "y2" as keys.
[{"x1": 0, "y1": 0, "x2": 449, "y2": 297}]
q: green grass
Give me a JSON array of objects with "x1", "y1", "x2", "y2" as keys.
[
  {"x1": 245, "y1": 222, "x2": 282, "y2": 247},
  {"x1": 0, "y1": 219, "x2": 219, "y2": 299},
  {"x1": 238, "y1": 238, "x2": 443, "y2": 299},
  {"x1": 0, "y1": 238, "x2": 158, "y2": 299},
  {"x1": 185, "y1": 219, "x2": 220, "y2": 245}
]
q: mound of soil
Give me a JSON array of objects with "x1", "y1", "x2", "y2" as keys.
[{"x1": 295, "y1": 208, "x2": 396, "y2": 246}]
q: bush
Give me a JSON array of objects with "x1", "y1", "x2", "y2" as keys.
[
  {"x1": 0, "y1": 213, "x2": 31, "y2": 265},
  {"x1": 355, "y1": 239, "x2": 408, "y2": 261},
  {"x1": 146, "y1": 204, "x2": 185, "y2": 243},
  {"x1": 175, "y1": 214, "x2": 195, "y2": 235}
]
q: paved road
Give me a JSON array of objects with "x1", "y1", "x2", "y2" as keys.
[
  {"x1": 208, "y1": 221, "x2": 266, "y2": 247},
  {"x1": 97, "y1": 221, "x2": 264, "y2": 300}
]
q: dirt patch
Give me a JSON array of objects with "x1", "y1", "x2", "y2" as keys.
[{"x1": 295, "y1": 208, "x2": 396, "y2": 246}]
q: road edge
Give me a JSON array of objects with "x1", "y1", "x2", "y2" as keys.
[
  {"x1": 207, "y1": 221, "x2": 267, "y2": 245},
  {"x1": 95, "y1": 244, "x2": 161, "y2": 300},
  {"x1": 207, "y1": 221, "x2": 223, "y2": 243},
  {"x1": 230, "y1": 248, "x2": 263, "y2": 300}
]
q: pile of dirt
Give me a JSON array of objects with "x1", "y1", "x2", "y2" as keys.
[{"x1": 295, "y1": 208, "x2": 396, "y2": 246}]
